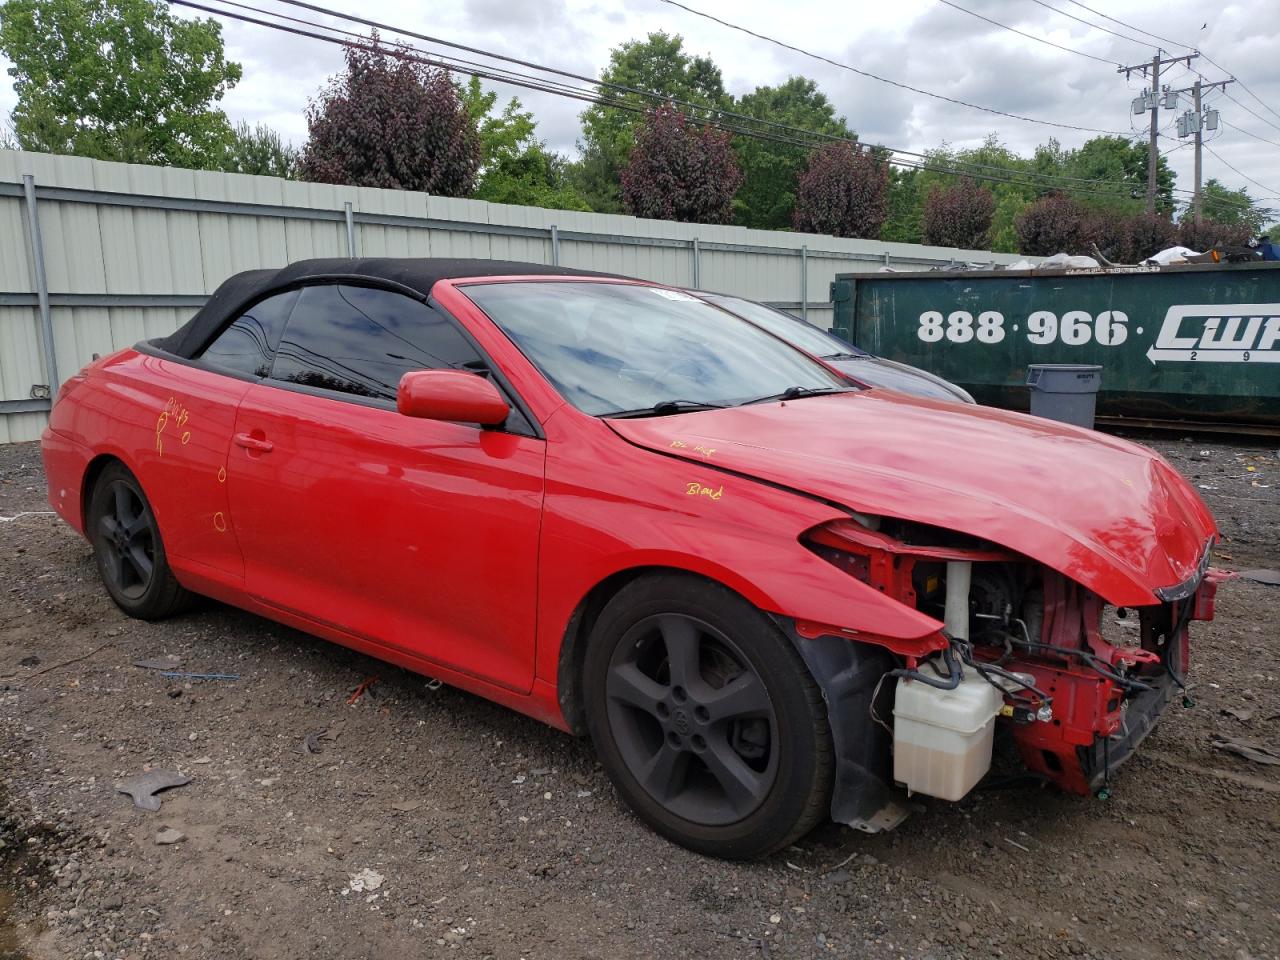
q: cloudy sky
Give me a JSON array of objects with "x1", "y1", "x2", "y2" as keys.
[{"x1": 2, "y1": 0, "x2": 1277, "y2": 216}]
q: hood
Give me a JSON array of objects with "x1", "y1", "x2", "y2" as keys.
[
  {"x1": 606, "y1": 391, "x2": 1216, "y2": 607},
  {"x1": 830, "y1": 357, "x2": 975, "y2": 404}
]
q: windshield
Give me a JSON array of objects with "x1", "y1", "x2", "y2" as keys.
[
  {"x1": 463, "y1": 281, "x2": 850, "y2": 416},
  {"x1": 700, "y1": 293, "x2": 869, "y2": 358}
]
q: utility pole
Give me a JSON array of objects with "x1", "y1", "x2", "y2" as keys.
[
  {"x1": 1120, "y1": 51, "x2": 1198, "y2": 213},
  {"x1": 1192, "y1": 79, "x2": 1202, "y2": 223},
  {"x1": 1167, "y1": 76, "x2": 1231, "y2": 223},
  {"x1": 1146, "y1": 53, "x2": 1160, "y2": 213}
]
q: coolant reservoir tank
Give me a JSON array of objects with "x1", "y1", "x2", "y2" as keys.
[{"x1": 893, "y1": 662, "x2": 1004, "y2": 801}]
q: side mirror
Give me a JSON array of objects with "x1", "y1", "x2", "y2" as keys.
[{"x1": 397, "y1": 370, "x2": 510, "y2": 426}]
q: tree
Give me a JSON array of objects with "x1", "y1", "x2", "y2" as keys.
[
  {"x1": 921, "y1": 178, "x2": 995, "y2": 249},
  {"x1": 1014, "y1": 193, "x2": 1088, "y2": 255},
  {"x1": 578, "y1": 32, "x2": 729, "y2": 212},
  {"x1": 223, "y1": 122, "x2": 297, "y2": 179},
  {"x1": 1177, "y1": 217, "x2": 1254, "y2": 252},
  {"x1": 792, "y1": 143, "x2": 888, "y2": 239},
  {"x1": 882, "y1": 167, "x2": 923, "y2": 244},
  {"x1": 1109, "y1": 211, "x2": 1177, "y2": 263},
  {"x1": 299, "y1": 37, "x2": 479, "y2": 195},
  {"x1": 1198, "y1": 178, "x2": 1271, "y2": 232},
  {"x1": 0, "y1": 0, "x2": 241, "y2": 168},
  {"x1": 732, "y1": 77, "x2": 854, "y2": 230},
  {"x1": 1062, "y1": 136, "x2": 1172, "y2": 214},
  {"x1": 457, "y1": 77, "x2": 587, "y2": 210},
  {"x1": 619, "y1": 105, "x2": 743, "y2": 224},
  {"x1": 892, "y1": 136, "x2": 1039, "y2": 251}
]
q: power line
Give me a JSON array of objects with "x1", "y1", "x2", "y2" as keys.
[
  {"x1": 1022, "y1": 0, "x2": 1162, "y2": 51},
  {"x1": 1208, "y1": 66, "x2": 1280, "y2": 127},
  {"x1": 1202, "y1": 144, "x2": 1280, "y2": 203},
  {"x1": 1220, "y1": 119, "x2": 1280, "y2": 151},
  {"x1": 1055, "y1": 1, "x2": 1280, "y2": 129},
  {"x1": 1220, "y1": 90, "x2": 1280, "y2": 137},
  {"x1": 1057, "y1": 0, "x2": 1188, "y2": 50},
  {"x1": 652, "y1": 0, "x2": 1133, "y2": 135},
  {"x1": 178, "y1": 0, "x2": 1262, "y2": 213},
  {"x1": 934, "y1": 0, "x2": 1121, "y2": 66}
]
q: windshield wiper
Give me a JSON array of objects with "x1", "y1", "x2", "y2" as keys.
[
  {"x1": 605, "y1": 399, "x2": 728, "y2": 419},
  {"x1": 741, "y1": 386, "x2": 851, "y2": 405}
]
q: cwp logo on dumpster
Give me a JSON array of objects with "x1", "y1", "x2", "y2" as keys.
[{"x1": 1148, "y1": 303, "x2": 1280, "y2": 364}]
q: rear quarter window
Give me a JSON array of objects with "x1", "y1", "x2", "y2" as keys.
[{"x1": 199, "y1": 290, "x2": 300, "y2": 378}]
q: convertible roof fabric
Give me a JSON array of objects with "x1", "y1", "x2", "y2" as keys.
[{"x1": 149, "y1": 258, "x2": 626, "y2": 359}]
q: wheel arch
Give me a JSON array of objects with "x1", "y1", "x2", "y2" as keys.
[
  {"x1": 80, "y1": 452, "x2": 128, "y2": 532},
  {"x1": 555, "y1": 564, "x2": 767, "y2": 737},
  {"x1": 554, "y1": 564, "x2": 908, "y2": 835}
]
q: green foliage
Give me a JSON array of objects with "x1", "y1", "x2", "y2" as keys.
[
  {"x1": 881, "y1": 168, "x2": 922, "y2": 244},
  {"x1": 578, "y1": 31, "x2": 729, "y2": 212},
  {"x1": 223, "y1": 121, "x2": 297, "y2": 179},
  {"x1": 731, "y1": 77, "x2": 854, "y2": 230},
  {"x1": 1197, "y1": 178, "x2": 1271, "y2": 232},
  {"x1": 902, "y1": 138, "x2": 1039, "y2": 252},
  {"x1": 1061, "y1": 136, "x2": 1170, "y2": 212},
  {"x1": 0, "y1": 0, "x2": 241, "y2": 168},
  {"x1": 619, "y1": 105, "x2": 743, "y2": 224},
  {"x1": 299, "y1": 37, "x2": 479, "y2": 195},
  {"x1": 885, "y1": 135, "x2": 1176, "y2": 252},
  {"x1": 458, "y1": 77, "x2": 588, "y2": 211}
]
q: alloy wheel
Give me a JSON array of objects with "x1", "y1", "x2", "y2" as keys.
[
  {"x1": 95, "y1": 479, "x2": 157, "y2": 600},
  {"x1": 604, "y1": 613, "x2": 778, "y2": 825}
]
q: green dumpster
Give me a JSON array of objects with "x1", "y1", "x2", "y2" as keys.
[{"x1": 830, "y1": 262, "x2": 1280, "y2": 428}]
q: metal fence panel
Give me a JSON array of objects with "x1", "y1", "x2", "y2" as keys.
[{"x1": 0, "y1": 148, "x2": 1032, "y2": 442}]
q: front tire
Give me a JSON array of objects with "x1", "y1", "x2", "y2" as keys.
[
  {"x1": 583, "y1": 574, "x2": 833, "y2": 859},
  {"x1": 87, "y1": 462, "x2": 193, "y2": 620}
]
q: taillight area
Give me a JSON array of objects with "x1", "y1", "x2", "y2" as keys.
[{"x1": 54, "y1": 372, "x2": 87, "y2": 407}]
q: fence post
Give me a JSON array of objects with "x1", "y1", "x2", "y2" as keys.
[
  {"x1": 21, "y1": 174, "x2": 58, "y2": 392},
  {"x1": 550, "y1": 224, "x2": 560, "y2": 266},
  {"x1": 691, "y1": 237, "x2": 701, "y2": 289},
  {"x1": 800, "y1": 245, "x2": 808, "y2": 323},
  {"x1": 344, "y1": 201, "x2": 356, "y2": 257},
  {"x1": 883, "y1": 250, "x2": 890, "y2": 266}
]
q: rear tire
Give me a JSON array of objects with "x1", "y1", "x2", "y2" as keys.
[
  {"x1": 87, "y1": 462, "x2": 193, "y2": 620},
  {"x1": 583, "y1": 573, "x2": 833, "y2": 859}
]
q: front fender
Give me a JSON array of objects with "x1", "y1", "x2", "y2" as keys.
[{"x1": 534, "y1": 418, "x2": 945, "y2": 688}]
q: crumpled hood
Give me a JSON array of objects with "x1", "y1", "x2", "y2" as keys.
[{"x1": 607, "y1": 390, "x2": 1217, "y2": 606}]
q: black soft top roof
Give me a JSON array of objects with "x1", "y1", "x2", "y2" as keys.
[{"x1": 149, "y1": 258, "x2": 627, "y2": 359}]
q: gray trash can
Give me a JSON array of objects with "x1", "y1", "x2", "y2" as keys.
[{"x1": 1025, "y1": 364, "x2": 1102, "y2": 429}]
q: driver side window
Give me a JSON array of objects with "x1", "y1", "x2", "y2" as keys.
[{"x1": 268, "y1": 285, "x2": 485, "y2": 402}]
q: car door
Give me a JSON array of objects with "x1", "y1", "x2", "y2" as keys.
[
  {"x1": 225, "y1": 283, "x2": 546, "y2": 693},
  {"x1": 136, "y1": 290, "x2": 302, "y2": 584}
]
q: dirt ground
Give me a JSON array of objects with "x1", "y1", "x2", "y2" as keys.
[{"x1": 1, "y1": 433, "x2": 1277, "y2": 960}]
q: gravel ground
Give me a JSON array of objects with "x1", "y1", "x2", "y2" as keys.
[{"x1": 1, "y1": 434, "x2": 1278, "y2": 960}]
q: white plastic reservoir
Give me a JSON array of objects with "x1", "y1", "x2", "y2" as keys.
[{"x1": 893, "y1": 660, "x2": 1005, "y2": 801}]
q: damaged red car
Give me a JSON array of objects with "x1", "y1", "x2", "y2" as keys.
[{"x1": 42, "y1": 259, "x2": 1221, "y2": 859}]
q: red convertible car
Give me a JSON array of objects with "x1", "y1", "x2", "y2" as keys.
[{"x1": 42, "y1": 259, "x2": 1221, "y2": 859}]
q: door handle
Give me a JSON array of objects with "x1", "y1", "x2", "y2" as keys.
[{"x1": 233, "y1": 432, "x2": 274, "y2": 453}]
